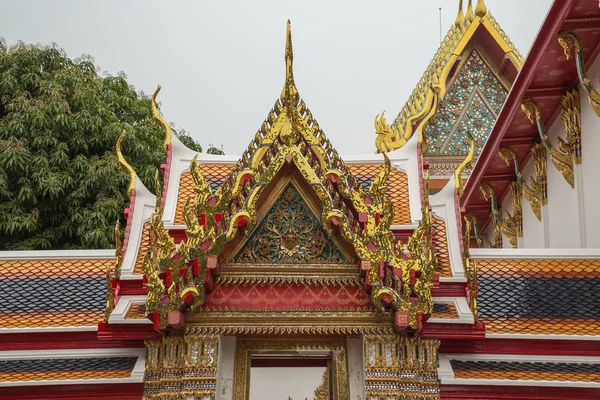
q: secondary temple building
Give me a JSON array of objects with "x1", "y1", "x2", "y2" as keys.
[{"x1": 1, "y1": 0, "x2": 600, "y2": 398}]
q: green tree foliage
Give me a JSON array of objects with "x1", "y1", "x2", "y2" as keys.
[{"x1": 0, "y1": 40, "x2": 224, "y2": 250}]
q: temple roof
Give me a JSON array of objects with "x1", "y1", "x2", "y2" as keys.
[{"x1": 376, "y1": 0, "x2": 523, "y2": 178}]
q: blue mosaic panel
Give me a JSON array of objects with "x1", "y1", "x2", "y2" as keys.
[
  {"x1": 424, "y1": 49, "x2": 508, "y2": 157},
  {"x1": 234, "y1": 185, "x2": 347, "y2": 264}
]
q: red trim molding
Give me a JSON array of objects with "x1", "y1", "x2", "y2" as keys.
[
  {"x1": 0, "y1": 331, "x2": 144, "y2": 351},
  {"x1": 0, "y1": 383, "x2": 143, "y2": 400},
  {"x1": 440, "y1": 337, "x2": 600, "y2": 356},
  {"x1": 441, "y1": 384, "x2": 600, "y2": 400},
  {"x1": 97, "y1": 322, "x2": 162, "y2": 341},
  {"x1": 420, "y1": 322, "x2": 486, "y2": 340}
]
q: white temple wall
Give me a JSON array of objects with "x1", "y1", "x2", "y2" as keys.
[
  {"x1": 580, "y1": 54, "x2": 600, "y2": 248},
  {"x1": 545, "y1": 115, "x2": 580, "y2": 248},
  {"x1": 521, "y1": 158, "x2": 545, "y2": 248}
]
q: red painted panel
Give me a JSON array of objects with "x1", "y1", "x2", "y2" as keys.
[
  {"x1": 97, "y1": 322, "x2": 162, "y2": 340},
  {"x1": 0, "y1": 383, "x2": 144, "y2": 400},
  {"x1": 0, "y1": 332, "x2": 144, "y2": 351},
  {"x1": 440, "y1": 338, "x2": 600, "y2": 356},
  {"x1": 441, "y1": 384, "x2": 600, "y2": 399}
]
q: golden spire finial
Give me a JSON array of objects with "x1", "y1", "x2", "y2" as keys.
[
  {"x1": 280, "y1": 20, "x2": 300, "y2": 107},
  {"x1": 116, "y1": 130, "x2": 136, "y2": 196},
  {"x1": 454, "y1": 130, "x2": 475, "y2": 199},
  {"x1": 151, "y1": 85, "x2": 172, "y2": 153},
  {"x1": 465, "y1": 0, "x2": 475, "y2": 22},
  {"x1": 455, "y1": 0, "x2": 465, "y2": 27},
  {"x1": 475, "y1": 0, "x2": 487, "y2": 17}
]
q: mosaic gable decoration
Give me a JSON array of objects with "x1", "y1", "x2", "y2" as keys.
[
  {"x1": 234, "y1": 185, "x2": 347, "y2": 264},
  {"x1": 423, "y1": 49, "x2": 508, "y2": 175}
]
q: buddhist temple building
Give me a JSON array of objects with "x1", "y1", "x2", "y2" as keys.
[{"x1": 1, "y1": 0, "x2": 599, "y2": 398}]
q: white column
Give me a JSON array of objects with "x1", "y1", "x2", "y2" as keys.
[
  {"x1": 346, "y1": 335, "x2": 366, "y2": 400},
  {"x1": 542, "y1": 204, "x2": 550, "y2": 248},
  {"x1": 575, "y1": 163, "x2": 587, "y2": 247},
  {"x1": 216, "y1": 335, "x2": 237, "y2": 400}
]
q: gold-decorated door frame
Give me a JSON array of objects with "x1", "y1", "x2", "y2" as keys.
[{"x1": 233, "y1": 338, "x2": 349, "y2": 400}]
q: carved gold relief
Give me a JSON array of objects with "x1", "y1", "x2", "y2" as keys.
[
  {"x1": 522, "y1": 98, "x2": 574, "y2": 188},
  {"x1": 364, "y1": 335, "x2": 440, "y2": 399},
  {"x1": 143, "y1": 334, "x2": 219, "y2": 399},
  {"x1": 479, "y1": 182, "x2": 502, "y2": 248},
  {"x1": 561, "y1": 89, "x2": 582, "y2": 164},
  {"x1": 558, "y1": 31, "x2": 600, "y2": 117}
]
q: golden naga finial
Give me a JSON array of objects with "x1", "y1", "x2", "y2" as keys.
[
  {"x1": 280, "y1": 20, "x2": 300, "y2": 107},
  {"x1": 454, "y1": 130, "x2": 475, "y2": 199},
  {"x1": 455, "y1": 0, "x2": 465, "y2": 27},
  {"x1": 114, "y1": 220, "x2": 123, "y2": 279},
  {"x1": 475, "y1": 0, "x2": 487, "y2": 18},
  {"x1": 154, "y1": 169, "x2": 163, "y2": 213},
  {"x1": 116, "y1": 130, "x2": 136, "y2": 197},
  {"x1": 465, "y1": 0, "x2": 475, "y2": 23},
  {"x1": 151, "y1": 85, "x2": 173, "y2": 153}
]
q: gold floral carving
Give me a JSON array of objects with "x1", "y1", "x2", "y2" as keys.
[
  {"x1": 561, "y1": 89, "x2": 582, "y2": 164},
  {"x1": 558, "y1": 31, "x2": 600, "y2": 117},
  {"x1": 313, "y1": 370, "x2": 329, "y2": 400},
  {"x1": 233, "y1": 339, "x2": 348, "y2": 400},
  {"x1": 234, "y1": 186, "x2": 346, "y2": 264},
  {"x1": 364, "y1": 335, "x2": 440, "y2": 399},
  {"x1": 522, "y1": 98, "x2": 574, "y2": 188},
  {"x1": 143, "y1": 334, "x2": 219, "y2": 399},
  {"x1": 501, "y1": 182, "x2": 522, "y2": 248},
  {"x1": 479, "y1": 182, "x2": 502, "y2": 248},
  {"x1": 522, "y1": 143, "x2": 547, "y2": 222},
  {"x1": 498, "y1": 147, "x2": 523, "y2": 247}
]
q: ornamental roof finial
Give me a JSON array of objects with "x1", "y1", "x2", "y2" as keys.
[
  {"x1": 151, "y1": 85, "x2": 172, "y2": 153},
  {"x1": 280, "y1": 20, "x2": 300, "y2": 107},
  {"x1": 116, "y1": 130, "x2": 136, "y2": 196},
  {"x1": 455, "y1": 0, "x2": 465, "y2": 27},
  {"x1": 475, "y1": 0, "x2": 487, "y2": 17},
  {"x1": 465, "y1": 0, "x2": 475, "y2": 22}
]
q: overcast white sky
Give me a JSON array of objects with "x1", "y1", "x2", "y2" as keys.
[{"x1": 1, "y1": 0, "x2": 552, "y2": 155}]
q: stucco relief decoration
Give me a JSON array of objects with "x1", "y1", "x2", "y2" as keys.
[
  {"x1": 234, "y1": 185, "x2": 347, "y2": 264},
  {"x1": 423, "y1": 49, "x2": 508, "y2": 175}
]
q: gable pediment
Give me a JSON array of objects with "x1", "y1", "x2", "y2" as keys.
[{"x1": 233, "y1": 185, "x2": 348, "y2": 264}]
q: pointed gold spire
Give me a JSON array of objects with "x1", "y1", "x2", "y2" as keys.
[
  {"x1": 475, "y1": 0, "x2": 487, "y2": 17},
  {"x1": 280, "y1": 20, "x2": 299, "y2": 107},
  {"x1": 465, "y1": 0, "x2": 475, "y2": 22},
  {"x1": 151, "y1": 85, "x2": 172, "y2": 153},
  {"x1": 455, "y1": 0, "x2": 465, "y2": 27},
  {"x1": 116, "y1": 130, "x2": 136, "y2": 196}
]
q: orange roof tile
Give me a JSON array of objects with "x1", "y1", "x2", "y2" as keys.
[
  {"x1": 431, "y1": 302, "x2": 458, "y2": 319},
  {"x1": 0, "y1": 369, "x2": 133, "y2": 382},
  {"x1": 174, "y1": 164, "x2": 234, "y2": 225},
  {"x1": 348, "y1": 164, "x2": 411, "y2": 225},
  {"x1": 0, "y1": 258, "x2": 111, "y2": 279},
  {"x1": 432, "y1": 216, "x2": 452, "y2": 277},
  {"x1": 125, "y1": 304, "x2": 147, "y2": 320},
  {"x1": 0, "y1": 311, "x2": 104, "y2": 329},
  {"x1": 475, "y1": 258, "x2": 600, "y2": 279}
]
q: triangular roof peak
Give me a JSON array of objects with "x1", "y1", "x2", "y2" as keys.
[{"x1": 376, "y1": 0, "x2": 523, "y2": 154}]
